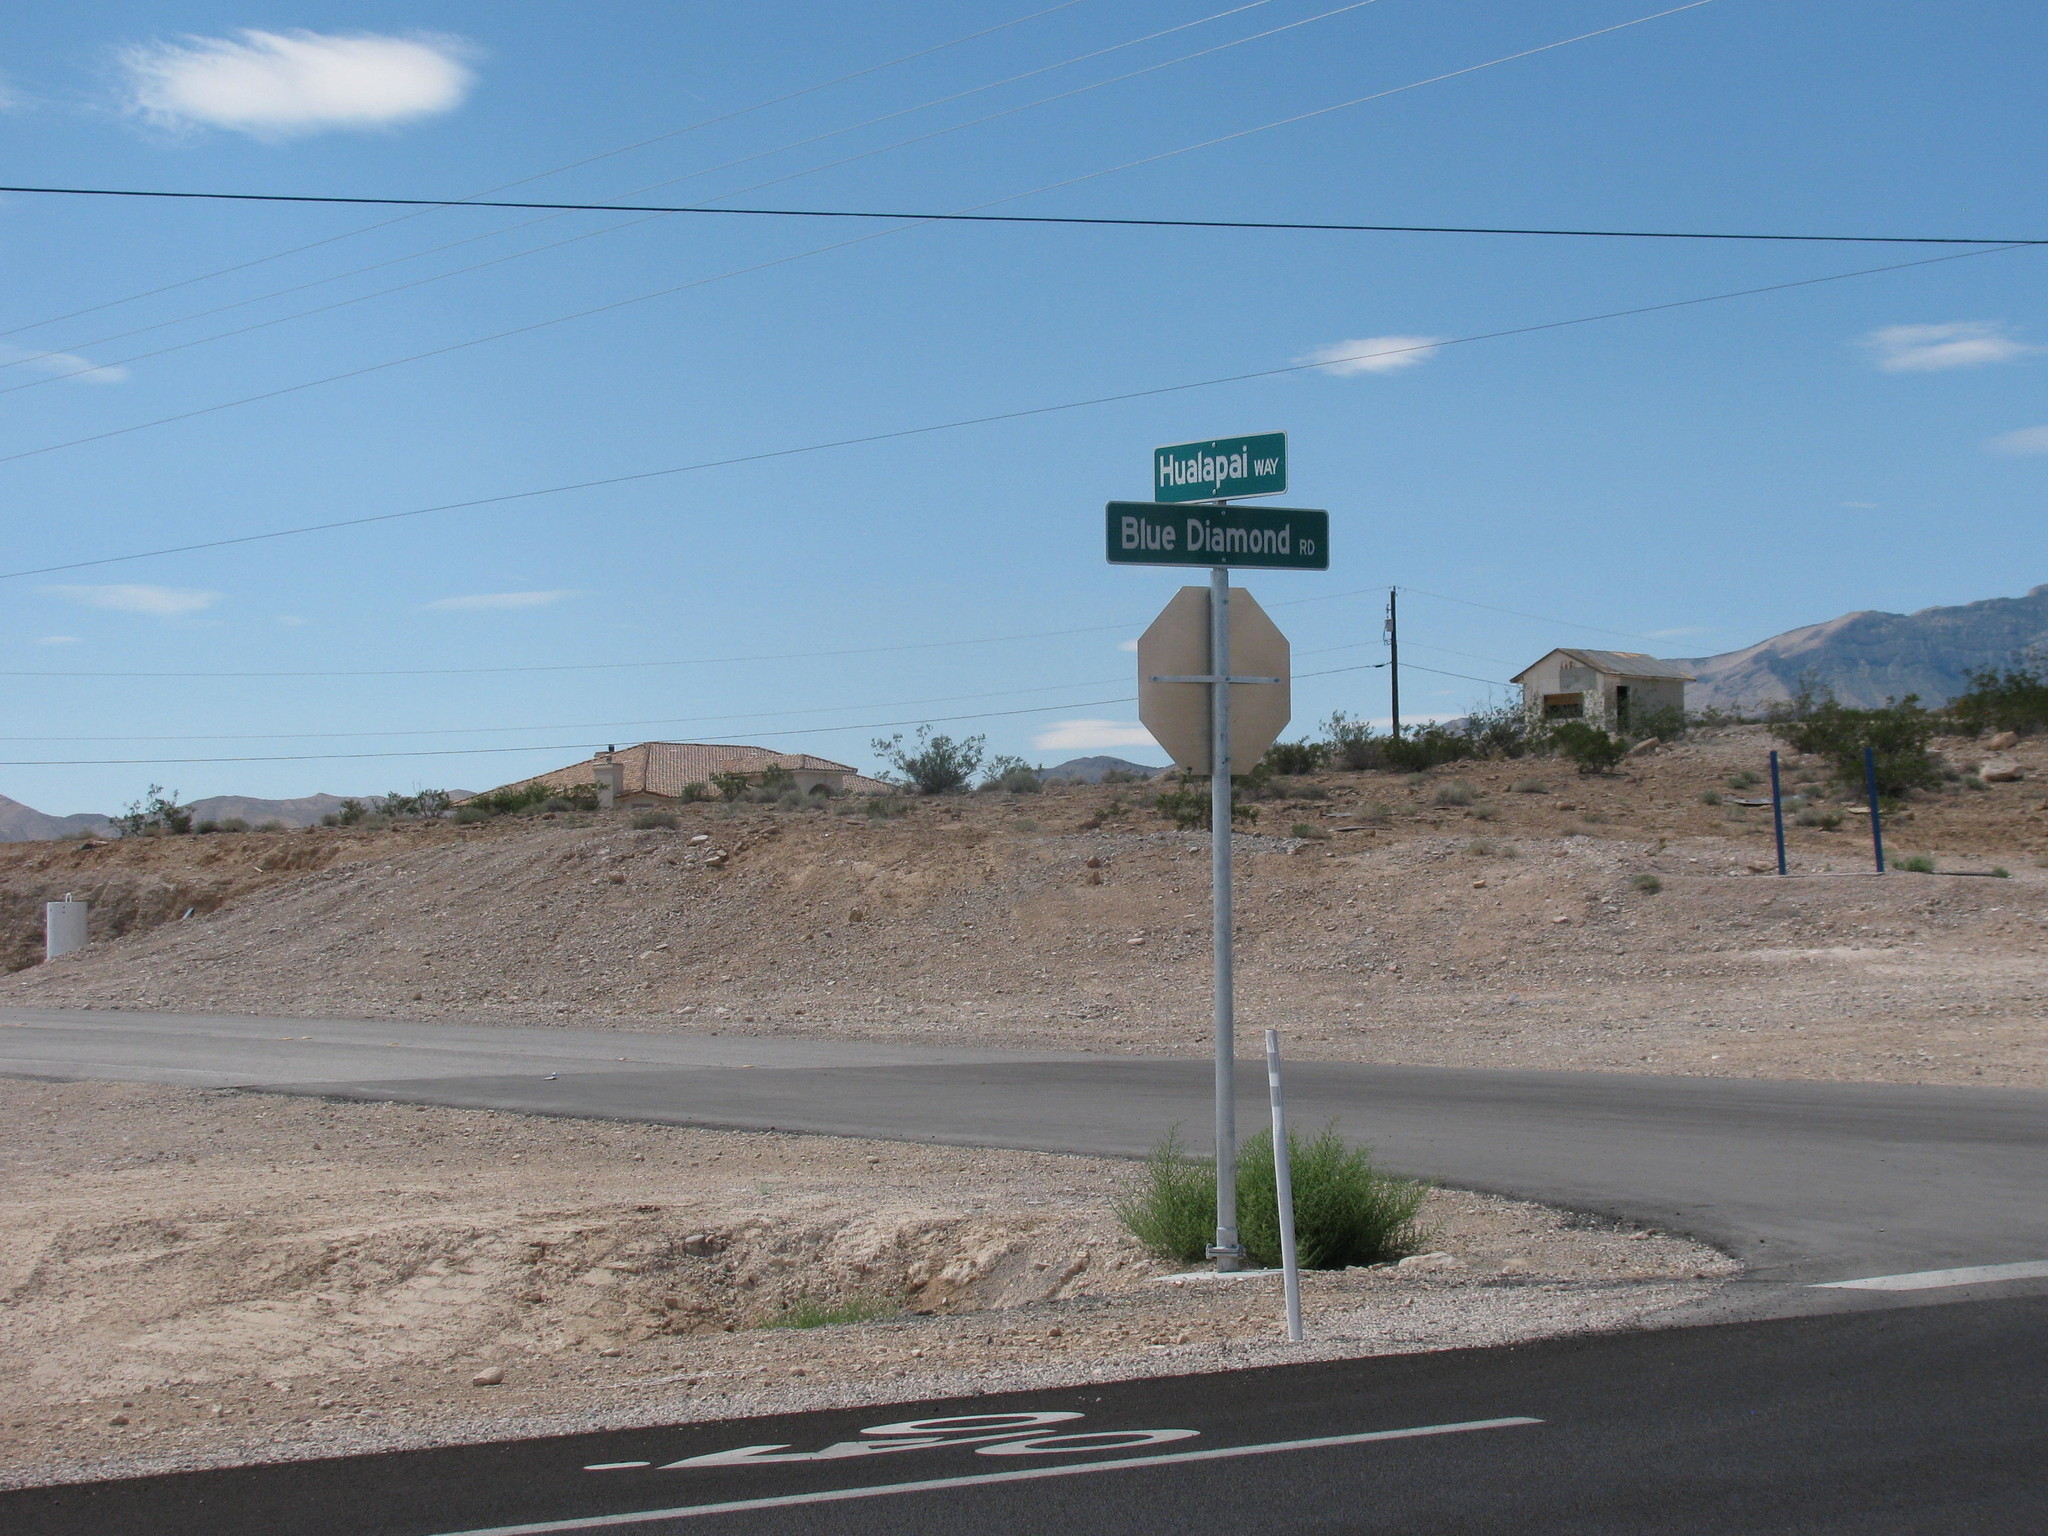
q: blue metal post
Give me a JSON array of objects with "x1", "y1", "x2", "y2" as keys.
[
  {"x1": 1769, "y1": 750, "x2": 1788, "y2": 876},
  {"x1": 1863, "y1": 745, "x2": 1886, "y2": 873}
]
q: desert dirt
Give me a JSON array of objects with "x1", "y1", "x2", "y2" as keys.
[
  {"x1": 0, "y1": 1076, "x2": 1733, "y2": 1489},
  {"x1": 4, "y1": 723, "x2": 2045, "y2": 1087}
]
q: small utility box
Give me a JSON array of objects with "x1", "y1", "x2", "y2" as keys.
[{"x1": 45, "y1": 898, "x2": 88, "y2": 962}]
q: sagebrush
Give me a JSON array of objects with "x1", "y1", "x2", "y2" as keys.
[{"x1": 1115, "y1": 1125, "x2": 1428, "y2": 1270}]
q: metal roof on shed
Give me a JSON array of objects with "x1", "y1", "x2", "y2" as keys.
[{"x1": 1510, "y1": 648, "x2": 1698, "y2": 684}]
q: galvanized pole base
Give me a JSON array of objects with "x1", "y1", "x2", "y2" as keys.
[{"x1": 1266, "y1": 1029, "x2": 1304, "y2": 1341}]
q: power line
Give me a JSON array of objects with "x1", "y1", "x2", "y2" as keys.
[
  {"x1": 11, "y1": 185, "x2": 2032, "y2": 249},
  {"x1": 0, "y1": 638, "x2": 1383, "y2": 744},
  {"x1": 0, "y1": 659, "x2": 1388, "y2": 767},
  {"x1": 0, "y1": 0, "x2": 1309, "y2": 394},
  {"x1": 0, "y1": 0, "x2": 1713, "y2": 469},
  {"x1": 1398, "y1": 585, "x2": 1662, "y2": 643},
  {"x1": 1, "y1": 238, "x2": 2022, "y2": 586},
  {"x1": 0, "y1": 0, "x2": 1094, "y2": 344}
]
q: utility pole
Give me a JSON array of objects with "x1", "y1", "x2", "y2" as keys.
[{"x1": 1384, "y1": 587, "x2": 1401, "y2": 739}]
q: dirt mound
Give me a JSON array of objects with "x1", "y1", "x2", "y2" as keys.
[{"x1": 6, "y1": 724, "x2": 2047, "y2": 1085}]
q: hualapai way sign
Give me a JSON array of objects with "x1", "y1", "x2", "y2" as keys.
[
  {"x1": 1152, "y1": 432, "x2": 1286, "y2": 503},
  {"x1": 1106, "y1": 501, "x2": 1329, "y2": 571}
]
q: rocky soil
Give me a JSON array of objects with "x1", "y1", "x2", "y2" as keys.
[
  {"x1": 5, "y1": 725, "x2": 2044, "y2": 1086},
  {"x1": 0, "y1": 1077, "x2": 1731, "y2": 1489}
]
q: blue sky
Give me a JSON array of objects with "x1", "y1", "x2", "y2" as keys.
[{"x1": 2, "y1": 1, "x2": 2045, "y2": 814}]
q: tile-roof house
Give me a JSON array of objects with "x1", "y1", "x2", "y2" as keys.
[
  {"x1": 1510, "y1": 649, "x2": 1696, "y2": 732},
  {"x1": 486, "y1": 743, "x2": 889, "y2": 808}
]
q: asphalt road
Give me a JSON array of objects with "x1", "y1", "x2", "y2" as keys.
[
  {"x1": 7, "y1": 1295, "x2": 2044, "y2": 1535},
  {"x1": 5, "y1": 1007, "x2": 2045, "y2": 1303}
]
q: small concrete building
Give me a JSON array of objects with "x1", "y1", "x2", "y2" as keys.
[
  {"x1": 1512, "y1": 649, "x2": 1695, "y2": 732},
  {"x1": 489, "y1": 743, "x2": 891, "y2": 810}
]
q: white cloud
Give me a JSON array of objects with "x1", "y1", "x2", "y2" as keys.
[
  {"x1": 1862, "y1": 321, "x2": 2037, "y2": 373},
  {"x1": 1033, "y1": 719, "x2": 1159, "y2": 752},
  {"x1": 423, "y1": 589, "x2": 582, "y2": 612},
  {"x1": 44, "y1": 583, "x2": 218, "y2": 616},
  {"x1": 34, "y1": 634, "x2": 80, "y2": 645},
  {"x1": 0, "y1": 344, "x2": 127, "y2": 384},
  {"x1": 1988, "y1": 425, "x2": 2048, "y2": 456},
  {"x1": 1299, "y1": 335, "x2": 1444, "y2": 376},
  {"x1": 120, "y1": 29, "x2": 475, "y2": 137}
]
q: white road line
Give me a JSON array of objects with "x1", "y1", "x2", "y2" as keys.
[
  {"x1": 1812, "y1": 1260, "x2": 2048, "y2": 1292},
  {"x1": 425, "y1": 1417, "x2": 1542, "y2": 1535}
]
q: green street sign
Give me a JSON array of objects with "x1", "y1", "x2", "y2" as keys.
[
  {"x1": 1153, "y1": 432, "x2": 1286, "y2": 503},
  {"x1": 1106, "y1": 502, "x2": 1328, "y2": 570}
]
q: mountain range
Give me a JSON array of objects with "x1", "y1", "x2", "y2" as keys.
[{"x1": 1677, "y1": 584, "x2": 2048, "y2": 711}]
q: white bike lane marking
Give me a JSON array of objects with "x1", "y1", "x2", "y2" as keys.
[
  {"x1": 1810, "y1": 1260, "x2": 2048, "y2": 1292},
  {"x1": 431, "y1": 1417, "x2": 1543, "y2": 1535}
]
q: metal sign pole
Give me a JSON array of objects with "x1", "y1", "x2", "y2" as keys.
[
  {"x1": 1265, "y1": 1028, "x2": 1304, "y2": 1341},
  {"x1": 1208, "y1": 562, "x2": 1242, "y2": 1271}
]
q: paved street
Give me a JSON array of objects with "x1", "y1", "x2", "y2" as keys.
[
  {"x1": 6, "y1": 1007, "x2": 2045, "y2": 1301},
  {"x1": 6, "y1": 1294, "x2": 2043, "y2": 1535}
]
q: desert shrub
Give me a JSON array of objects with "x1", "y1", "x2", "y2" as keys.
[
  {"x1": 1728, "y1": 770, "x2": 1762, "y2": 790},
  {"x1": 760, "y1": 1296, "x2": 899, "y2": 1329},
  {"x1": 1465, "y1": 837, "x2": 1499, "y2": 856},
  {"x1": 255, "y1": 819, "x2": 287, "y2": 833},
  {"x1": 1292, "y1": 782, "x2": 1330, "y2": 801},
  {"x1": 1290, "y1": 822, "x2": 1327, "y2": 839},
  {"x1": 1114, "y1": 1127, "x2": 1428, "y2": 1271},
  {"x1": 1152, "y1": 773, "x2": 1258, "y2": 830},
  {"x1": 1627, "y1": 704, "x2": 1688, "y2": 742},
  {"x1": 711, "y1": 771, "x2": 751, "y2": 802},
  {"x1": 1101, "y1": 768, "x2": 1147, "y2": 784},
  {"x1": 1362, "y1": 801, "x2": 1394, "y2": 825},
  {"x1": 1795, "y1": 809, "x2": 1843, "y2": 830},
  {"x1": 1895, "y1": 854, "x2": 1936, "y2": 873},
  {"x1": 460, "y1": 782, "x2": 558, "y2": 818},
  {"x1": 1433, "y1": 780, "x2": 1477, "y2": 807},
  {"x1": 1546, "y1": 721, "x2": 1628, "y2": 774},
  {"x1": 678, "y1": 782, "x2": 712, "y2": 803},
  {"x1": 452, "y1": 806, "x2": 490, "y2": 824},
  {"x1": 1699, "y1": 790, "x2": 1722, "y2": 805},
  {"x1": 1264, "y1": 740, "x2": 1325, "y2": 775},
  {"x1": 1511, "y1": 778, "x2": 1549, "y2": 794},
  {"x1": 1948, "y1": 660, "x2": 2048, "y2": 736},
  {"x1": 1469, "y1": 803, "x2": 1499, "y2": 821},
  {"x1": 1768, "y1": 687, "x2": 1940, "y2": 797},
  {"x1": 1993, "y1": 866, "x2": 2011, "y2": 878},
  {"x1": 863, "y1": 795, "x2": 907, "y2": 819},
  {"x1": 115, "y1": 784, "x2": 193, "y2": 837},
  {"x1": 755, "y1": 765, "x2": 796, "y2": 798},
  {"x1": 336, "y1": 798, "x2": 368, "y2": 826},
  {"x1": 1461, "y1": 701, "x2": 1529, "y2": 759},
  {"x1": 872, "y1": 727, "x2": 984, "y2": 795},
  {"x1": 1962, "y1": 773, "x2": 1987, "y2": 791},
  {"x1": 1631, "y1": 873, "x2": 1663, "y2": 893},
  {"x1": 1322, "y1": 711, "x2": 1384, "y2": 771},
  {"x1": 632, "y1": 810, "x2": 680, "y2": 830},
  {"x1": 979, "y1": 755, "x2": 1042, "y2": 794},
  {"x1": 1382, "y1": 725, "x2": 1471, "y2": 773}
]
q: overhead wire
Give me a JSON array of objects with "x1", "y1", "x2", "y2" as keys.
[
  {"x1": 0, "y1": 659, "x2": 1391, "y2": 767},
  {"x1": 0, "y1": 0, "x2": 1713, "y2": 469},
  {"x1": 13, "y1": 187, "x2": 2033, "y2": 250},
  {"x1": 1, "y1": 236, "x2": 2024, "y2": 586},
  {"x1": 0, "y1": 0, "x2": 1305, "y2": 391},
  {"x1": 0, "y1": 0, "x2": 1096, "y2": 343}
]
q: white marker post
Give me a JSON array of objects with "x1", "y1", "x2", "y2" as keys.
[{"x1": 1265, "y1": 1028, "x2": 1304, "y2": 1341}]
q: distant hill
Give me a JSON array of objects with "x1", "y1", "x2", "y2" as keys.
[
  {"x1": 0, "y1": 795, "x2": 110, "y2": 844},
  {"x1": 1679, "y1": 585, "x2": 2048, "y2": 712},
  {"x1": 0, "y1": 789, "x2": 458, "y2": 843},
  {"x1": 184, "y1": 793, "x2": 353, "y2": 828},
  {"x1": 1038, "y1": 756, "x2": 1167, "y2": 783}
]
